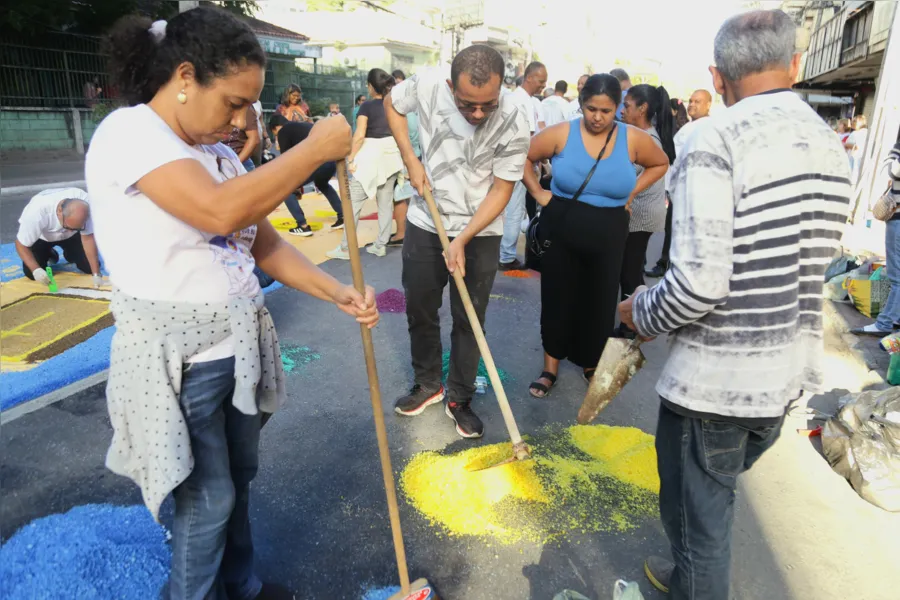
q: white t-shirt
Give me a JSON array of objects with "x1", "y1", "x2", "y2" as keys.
[
  {"x1": 542, "y1": 95, "x2": 570, "y2": 128},
  {"x1": 848, "y1": 128, "x2": 868, "y2": 161},
  {"x1": 17, "y1": 187, "x2": 94, "y2": 246},
  {"x1": 565, "y1": 98, "x2": 582, "y2": 120},
  {"x1": 391, "y1": 68, "x2": 530, "y2": 237},
  {"x1": 85, "y1": 104, "x2": 260, "y2": 362},
  {"x1": 508, "y1": 86, "x2": 540, "y2": 133},
  {"x1": 531, "y1": 96, "x2": 545, "y2": 131}
]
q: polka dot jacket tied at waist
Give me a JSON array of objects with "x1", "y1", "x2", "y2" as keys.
[{"x1": 104, "y1": 291, "x2": 285, "y2": 520}]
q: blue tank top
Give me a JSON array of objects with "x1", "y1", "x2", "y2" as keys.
[{"x1": 551, "y1": 120, "x2": 636, "y2": 208}]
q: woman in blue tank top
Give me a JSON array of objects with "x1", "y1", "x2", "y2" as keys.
[{"x1": 522, "y1": 74, "x2": 669, "y2": 397}]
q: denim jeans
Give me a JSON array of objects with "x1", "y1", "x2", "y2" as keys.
[
  {"x1": 499, "y1": 181, "x2": 527, "y2": 264},
  {"x1": 283, "y1": 163, "x2": 345, "y2": 228},
  {"x1": 656, "y1": 401, "x2": 785, "y2": 600},
  {"x1": 169, "y1": 357, "x2": 263, "y2": 600},
  {"x1": 876, "y1": 219, "x2": 900, "y2": 330},
  {"x1": 241, "y1": 158, "x2": 256, "y2": 172}
]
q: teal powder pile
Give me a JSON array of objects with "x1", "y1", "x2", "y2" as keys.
[
  {"x1": 440, "y1": 350, "x2": 511, "y2": 386},
  {"x1": 281, "y1": 345, "x2": 321, "y2": 373}
]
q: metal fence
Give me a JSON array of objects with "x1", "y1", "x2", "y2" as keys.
[
  {"x1": 1, "y1": 31, "x2": 368, "y2": 116},
  {"x1": 1, "y1": 32, "x2": 110, "y2": 108}
]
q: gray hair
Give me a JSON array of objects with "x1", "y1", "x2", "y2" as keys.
[
  {"x1": 714, "y1": 9, "x2": 796, "y2": 81},
  {"x1": 60, "y1": 197, "x2": 88, "y2": 218}
]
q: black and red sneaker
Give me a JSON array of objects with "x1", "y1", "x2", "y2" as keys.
[
  {"x1": 394, "y1": 384, "x2": 444, "y2": 416},
  {"x1": 445, "y1": 400, "x2": 484, "y2": 438}
]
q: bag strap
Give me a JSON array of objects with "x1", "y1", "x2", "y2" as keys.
[{"x1": 571, "y1": 123, "x2": 617, "y2": 203}]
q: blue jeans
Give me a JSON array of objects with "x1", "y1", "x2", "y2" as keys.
[
  {"x1": 656, "y1": 401, "x2": 784, "y2": 600},
  {"x1": 283, "y1": 162, "x2": 344, "y2": 228},
  {"x1": 170, "y1": 357, "x2": 263, "y2": 600},
  {"x1": 242, "y1": 158, "x2": 256, "y2": 172},
  {"x1": 499, "y1": 181, "x2": 527, "y2": 264},
  {"x1": 876, "y1": 219, "x2": 900, "y2": 330}
]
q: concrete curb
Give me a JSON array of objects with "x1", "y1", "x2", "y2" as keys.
[{"x1": 1, "y1": 180, "x2": 86, "y2": 198}]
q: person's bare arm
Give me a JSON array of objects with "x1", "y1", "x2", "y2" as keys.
[
  {"x1": 237, "y1": 128, "x2": 259, "y2": 164},
  {"x1": 626, "y1": 128, "x2": 669, "y2": 211},
  {"x1": 523, "y1": 124, "x2": 565, "y2": 202},
  {"x1": 348, "y1": 115, "x2": 367, "y2": 165},
  {"x1": 136, "y1": 117, "x2": 351, "y2": 236},
  {"x1": 444, "y1": 178, "x2": 517, "y2": 275},
  {"x1": 14, "y1": 240, "x2": 40, "y2": 274},
  {"x1": 251, "y1": 220, "x2": 379, "y2": 328},
  {"x1": 81, "y1": 233, "x2": 101, "y2": 275},
  {"x1": 385, "y1": 92, "x2": 428, "y2": 193}
]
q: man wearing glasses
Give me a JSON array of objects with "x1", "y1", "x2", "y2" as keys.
[
  {"x1": 15, "y1": 187, "x2": 103, "y2": 288},
  {"x1": 385, "y1": 44, "x2": 530, "y2": 439}
]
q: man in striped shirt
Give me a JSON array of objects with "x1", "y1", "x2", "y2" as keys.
[{"x1": 619, "y1": 10, "x2": 851, "y2": 599}]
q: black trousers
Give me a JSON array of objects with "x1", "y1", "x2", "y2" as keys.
[
  {"x1": 656, "y1": 200, "x2": 673, "y2": 269},
  {"x1": 23, "y1": 234, "x2": 91, "y2": 280},
  {"x1": 540, "y1": 197, "x2": 629, "y2": 369},
  {"x1": 620, "y1": 230, "x2": 653, "y2": 300},
  {"x1": 402, "y1": 223, "x2": 500, "y2": 402}
]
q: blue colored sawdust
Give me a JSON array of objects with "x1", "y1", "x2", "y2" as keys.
[
  {"x1": 0, "y1": 242, "x2": 110, "y2": 283},
  {"x1": 0, "y1": 283, "x2": 284, "y2": 411},
  {"x1": 0, "y1": 504, "x2": 170, "y2": 600},
  {"x1": 362, "y1": 586, "x2": 402, "y2": 600},
  {"x1": 280, "y1": 344, "x2": 321, "y2": 373}
]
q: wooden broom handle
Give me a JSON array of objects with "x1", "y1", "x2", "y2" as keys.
[
  {"x1": 336, "y1": 160, "x2": 410, "y2": 594},
  {"x1": 419, "y1": 186, "x2": 525, "y2": 446}
]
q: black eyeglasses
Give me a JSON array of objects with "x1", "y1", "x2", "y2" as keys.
[{"x1": 453, "y1": 94, "x2": 499, "y2": 118}]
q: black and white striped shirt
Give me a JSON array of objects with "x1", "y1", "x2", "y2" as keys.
[{"x1": 632, "y1": 90, "x2": 851, "y2": 418}]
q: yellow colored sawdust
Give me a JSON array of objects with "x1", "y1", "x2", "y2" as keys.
[
  {"x1": 400, "y1": 424, "x2": 660, "y2": 545},
  {"x1": 569, "y1": 424, "x2": 659, "y2": 494}
]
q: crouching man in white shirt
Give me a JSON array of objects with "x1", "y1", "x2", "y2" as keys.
[{"x1": 15, "y1": 187, "x2": 104, "y2": 288}]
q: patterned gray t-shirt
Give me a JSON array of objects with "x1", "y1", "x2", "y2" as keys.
[{"x1": 391, "y1": 68, "x2": 530, "y2": 237}]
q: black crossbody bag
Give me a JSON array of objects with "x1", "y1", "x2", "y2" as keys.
[{"x1": 527, "y1": 125, "x2": 617, "y2": 259}]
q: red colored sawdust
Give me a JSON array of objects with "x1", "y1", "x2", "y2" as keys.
[
  {"x1": 501, "y1": 270, "x2": 532, "y2": 278},
  {"x1": 360, "y1": 212, "x2": 378, "y2": 221}
]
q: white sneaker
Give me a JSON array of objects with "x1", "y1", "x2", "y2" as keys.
[
  {"x1": 366, "y1": 245, "x2": 386, "y2": 257},
  {"x1": 326, "y1": 246, "x2": 350, "y2": 260}
]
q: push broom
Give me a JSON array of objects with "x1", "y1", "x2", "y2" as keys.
[
  {"x1": 335, "y1": 160, "x2": 437, "y2": 600},
  {"x1": 420, "y1": 187, "x2": 531, "y2": 472}
]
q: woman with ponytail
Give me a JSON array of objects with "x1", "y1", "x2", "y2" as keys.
[
  {"x1": 671, "y1": 97, "x2": 689, "y2": 134},
  {"x1": 87, "y1": 8, "x2": 378, "y2": 599},
  {"x1": 617, "y1": 83, "x2": 676, "y2": 337},
  {"x1": 326, "y1": 68, "x2": 403, "y2": 259}
]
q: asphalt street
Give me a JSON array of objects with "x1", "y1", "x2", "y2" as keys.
[{"x1": 2, "y1": 235, "x2": 899, "y2": 599}]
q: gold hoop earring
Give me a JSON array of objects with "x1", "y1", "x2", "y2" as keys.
[{"x1": 177, "y1": 89, "x2": 187, "y2": 104}]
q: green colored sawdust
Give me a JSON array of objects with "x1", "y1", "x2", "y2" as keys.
[
  {"x1": 281, "y1": 345, "x2": 321, "y2": 373},
  {"x1": 440, "y1": 350, "x2": 511, "y2": 387},
  {"x1": 400, "y1": 423, "x2": 659, "y2": 545}
]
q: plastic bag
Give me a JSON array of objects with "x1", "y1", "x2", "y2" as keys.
[
  {"x1": 613, "y1": 581, "x2": 645, "y2": 600},
  {"x1": 824, "y1": 253, "x2": 859, "y2": 282},
  {"x1": 823, "y1": 272, "x2": 851, "y2": 302},
  {"x1": 821, "y1": 388, "x2": 900, "y2": 511},
  {"x1": 845, "y1": 277, "x2": 891, "y2": 318},
  {"x1": 553, "y1": 591, "x2": 590, "y2": 600}
]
